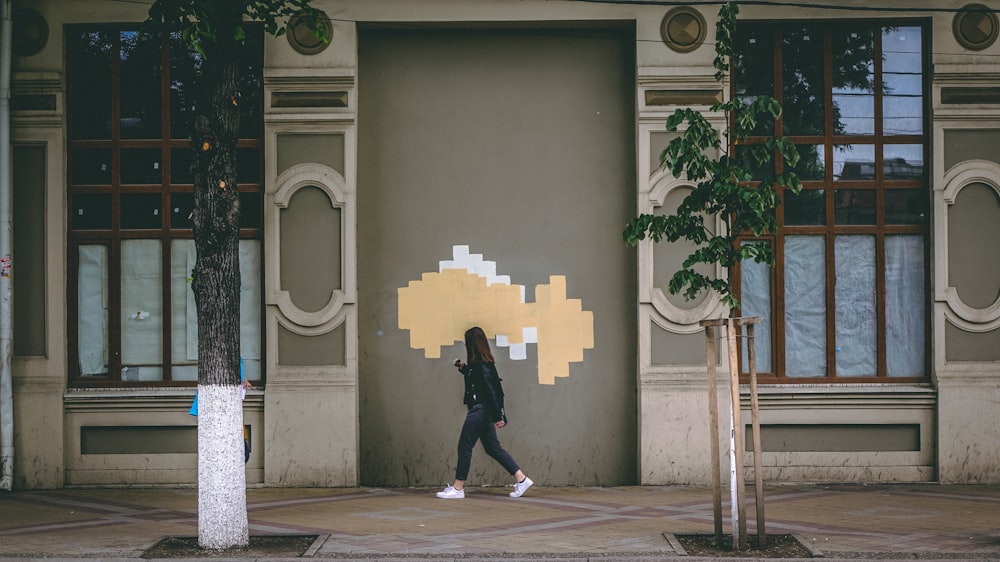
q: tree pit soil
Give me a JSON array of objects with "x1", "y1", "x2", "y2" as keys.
[
  {"x1": 143, "y1": 534, "x2": 319, "y2": 559},
  {"x1": 674, "y1": 533, "x2": 816, "y2": 558}
]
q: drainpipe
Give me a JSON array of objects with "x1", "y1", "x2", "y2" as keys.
[{"x1": 0, "y1": 0, "x2": 13, "y2": 492}]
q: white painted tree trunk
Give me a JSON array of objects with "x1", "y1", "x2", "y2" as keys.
[{"x1": 197, "y1": 384, "x2": 248, "y2": 549}]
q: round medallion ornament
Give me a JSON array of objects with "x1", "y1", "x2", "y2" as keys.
[
  {"x1": 287, "y1": 10, "x2": 333, "y2": 55},
  {"x1": 660, "y1": 7, "x2": 707, "y2": 53},
  {"x1": 13, "y1": 8, "x2": 48, "y2": 57},
  {"x1": 953, "y1": 4, "x2": 998, "y2": 51}
]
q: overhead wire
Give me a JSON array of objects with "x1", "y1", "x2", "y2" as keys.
[
  {"x1": 562, "y1": 0, "x2": 999, "y2": 13},
  {"x1": 103, "y1": 0, "x2": 1000, "y2": 14}
]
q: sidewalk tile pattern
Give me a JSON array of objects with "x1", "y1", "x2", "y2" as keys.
[{"x1": 0, "y1": 484, "x2": 998, "y2": 558}]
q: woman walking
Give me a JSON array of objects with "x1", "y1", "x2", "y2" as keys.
[{"x1": 436, "y1": 326, "x2": 533, "y2": 499}]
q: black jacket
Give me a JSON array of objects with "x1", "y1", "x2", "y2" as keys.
[{"x1": 460, "y1": 361, "x2": 507, "y2": 424}]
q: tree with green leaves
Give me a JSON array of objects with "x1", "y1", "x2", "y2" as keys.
[
  {"x1": 143, "y1": 0, "x2": 327, "y2": 550},
  {"x1": 623, "y1": 2, "x2": 801, "y2": 311}
]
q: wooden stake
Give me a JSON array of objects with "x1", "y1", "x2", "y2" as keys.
[
  {"x1": 747, "y1": 323, "x2": 766, "y2": 546},
  {"x1": 704, "y1": 324, "x2": 723, "y2": 543},
  {"x1": 726, "y1": 318, "x2": 747, "y2": 550}
]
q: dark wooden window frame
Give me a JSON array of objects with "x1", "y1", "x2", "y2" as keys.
[
  {"x1": 733, "y1": 19, "x2": 931, "y2": 384},
  {"x1": 66, "y1": 25, "x2": 265, "y2": 387}
]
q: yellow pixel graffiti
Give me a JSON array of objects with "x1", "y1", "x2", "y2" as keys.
[{"x1": 397, "y1": 246, "x2": 594, "y2": 384}]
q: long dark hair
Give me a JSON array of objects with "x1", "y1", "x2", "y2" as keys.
[{"x1": 464, "y1": 326, "x2": 495, "y2": 364}]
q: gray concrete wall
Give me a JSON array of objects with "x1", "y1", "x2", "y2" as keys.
[{"x1": 356, "y1": 26, "x2": 637, "y2": 486}]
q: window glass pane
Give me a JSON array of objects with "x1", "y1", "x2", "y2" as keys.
[
  {"x1": 886, "y1": 235, "x2": 925, "y2": 376},
  {"x1": 239, "y1": 191, "x2": 263, "y2": 229},
  {"x1": 72, "y1": 193, "x2": 113, "y2": 230},
  {"x1": 170, "y1": 240, "x2": 198, "y2": 381},
  {"x1": 740, "y1": 242, "x2": 772, "y2": 373},
  {"x1": 784, "y1": 188, "x2": 825, "y2": 226},
  {"x1": 121, "y1": 193, "x2": 163, "y2": 229},
  {"x1": 237, "y1": 147, "x2": 261, "y2": 184},
  {"x1": 734, "y1": 25, "x2": 774, "y2": 136},
  {"x1": 169, "y1": 32, "x2": 202, "y2": 140},
  {"x1": 884, "y1": 144, "x2": 923, "y2": 180},
  {"x1": 121, "y1": 148, "x2": 163, "y2": 185},
  {"x1": 784, "y1": 235, "x2": 826, "y2": 377},
  {"x1": 240, "y1": 240, "x2": 263, "y2": 381},
  {"x1": 834, "y1": 189, "x2": 875, "y2": 225},
  {"x1": 78, "y1": 245, "x2": 109, "y2": 376},
  {"x1": 170, "y1": 192, "x2": 194, "y2": 229},
  {"x1": 120, "y1": 31, "x2": 163, "y2": 139},
  {"x1": 67, "y1": 30, "x2": 113, "y2": 140},
  {"x1": 735, "y1": 26, "x2": 774, "y2": 97},
  {"x1": 882, "y1": 26, "x2": 923, "y2": 136},
  {"x1": 171, "y1": 148, "x2": 193, "y2": 184},
  {"x1": 835, "y1": 235, "x2": 876, "y2": 376},
  {"x1": 885, "y1": 189, "x2": 926, "y2": 225},
  {"x1": 70, "y1": 148, "x2": 112, "y2": 185},
  {"x1": 121, "y1": 240, "x2": 163, "y2": 381},
  {"x1": 833, "y1": 144, "x2": 875, "y2": 180},
  {"x1": 782, "y1": 26, "x2": 825, "y2": 136},
  {"x1": 790, "y1": 144, "x2": 825, "y2": 181},
  {"x1": 832, "y1": 28, "x2": 875, "y2": 135}
]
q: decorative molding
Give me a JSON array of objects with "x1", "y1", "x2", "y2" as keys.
[
  {"x1": 938, "y1": 159, "x2": 1000, "y2": 203},
  {"x1": 264, "y1": 70, "x2": 356, "y2": 116},
  {"x1": 259, "y1": 376, "x2": 357, "y2": 389},
  {"x1": 933, "y1": 65, "x2": 1000, "y2": 82},
  {"x1": 267, "y1": 163, "x2": 357, "y2": 328},
  {"x1": 64, "y1": 389, "x2": 263, "y2": 412},
  {"x1": 934, "y1": 160, "x2": 1000, "y2": 329},
  {"x1": 942, "y1": 289, "x2": 1000, "y2": 330},
  {"x1": 639, "y1": 172, "x2": 725, "y2": 331},
  {"x1": 941, "y1": 87, "x2": 1000, "y2": 105},
  {"x1": 637, "y1": 69, "x2": 725, "y2": 118},
  {"x1": 265, "y1": 308, "x2": 358, "y2": 379},
  {"x1": 645, "y1": 89, "x2": 722, "y2": 106},
  {"x1": 264, "y1": 72, "x2": 355, "y2": 90},
  {"x1": 11, "y1": 72, "x2": 62, "y2": 126},
  {"x1": 274, "y1": 299, "x2": 349, "y2": 337},
  {"x1": 750, "y1": 385, "x2": 937, "y2": 409},
  {"x1": 638, "y1": 363, "x2": 716, "y2": 391},
  {"x1": 934, "y1": 357, "x2": 1000, "y2": 383},
  {"x1": 637, "y1": 67, "x2": 718, "y2": 86},
  {"x1": 12, "y1": 94, "x2": 56, "y2": 111},
  {"x1": 272, "y1": 91, "x2": 348, "y2": 109}
]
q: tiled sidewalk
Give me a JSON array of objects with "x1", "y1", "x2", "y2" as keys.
[{"x1": 1, "y1": 484, "x2": 999, "y2": 559}]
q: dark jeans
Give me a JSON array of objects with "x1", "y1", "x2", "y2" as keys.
[{"x1": 455, "y1": 404, "x2": 520, "y2": 481}]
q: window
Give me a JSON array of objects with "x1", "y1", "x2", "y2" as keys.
[
  {"x1": 734, "y1": 22, "x2": 928, "y2": 382},
  {"x1": 66, "y1": 26, "x2": 264, "y2": 385}
]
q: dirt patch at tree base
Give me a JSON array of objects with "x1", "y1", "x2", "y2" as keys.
[
  {"x1": 672, "y1": 533, "x2": 816, "y2": 558},
  {"x1": 142, "y1": 534, "x2": 320, "y2": 559}
]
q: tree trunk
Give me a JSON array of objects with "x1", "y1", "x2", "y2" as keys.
[{"x1": 190, "y1": 28, "x2": 247, "y2": 550}]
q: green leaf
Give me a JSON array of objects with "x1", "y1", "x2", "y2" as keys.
[{"x1": 623, "y1": 1, "x2": 794, "y2": 310}]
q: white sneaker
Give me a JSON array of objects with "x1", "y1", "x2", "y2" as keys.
[
  {"x1": 436, "y1": 485, "x2": 465, "y2": 499},
  {"x1": 509, "y1": 477, "x2": 534, "y2": 498}
]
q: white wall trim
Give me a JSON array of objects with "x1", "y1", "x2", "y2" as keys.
[{"x1": 933, "y1": 159, "x2": 1000, "y2": 327}]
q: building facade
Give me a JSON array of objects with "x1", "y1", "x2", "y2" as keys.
[{"x1": 6, "y1": 0, "x2": 1000, "y2": 489}]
